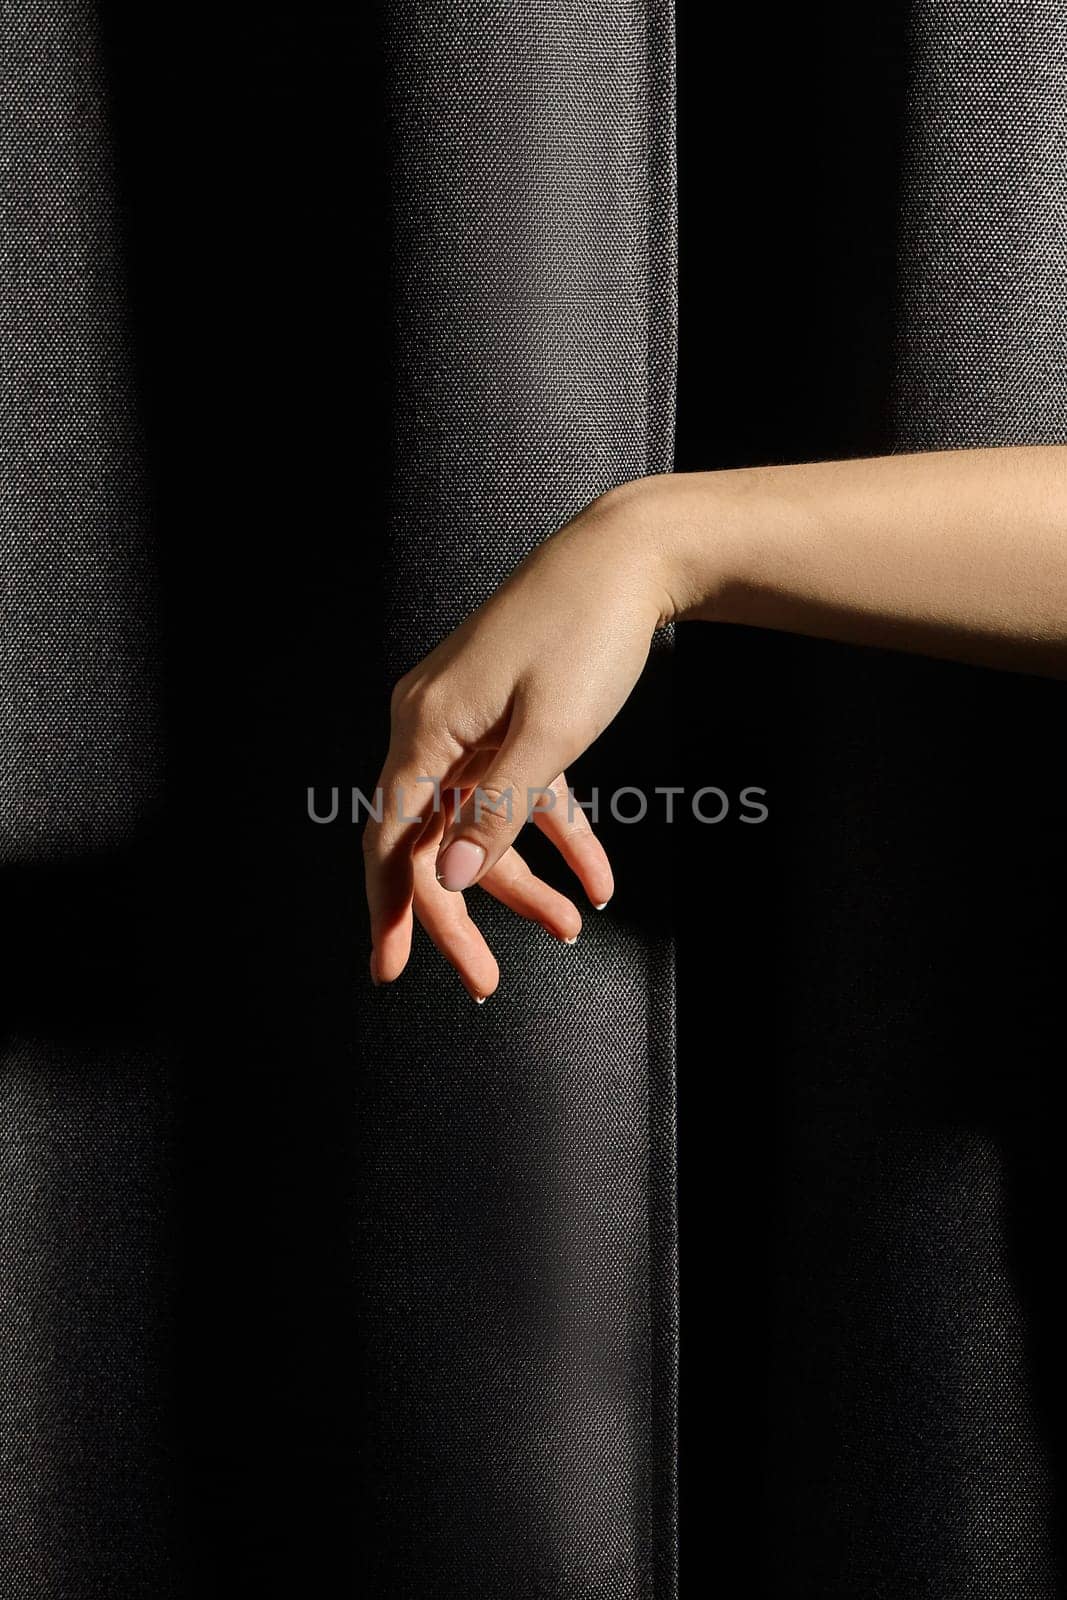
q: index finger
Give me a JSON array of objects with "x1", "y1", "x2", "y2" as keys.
[{"x1": 363, "y1": 751, "x2": 445, "y2": 983}]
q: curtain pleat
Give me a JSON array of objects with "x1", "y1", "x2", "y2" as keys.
[
  {"x1": 0, "y1": 5, "x2": 175, "y2": 1596},
  {"x1": 358, "y1": 5, "x2": 679, "y2": 1595},
  {"x1": 744, "y1": 5, "x2": 1067, "y2": 1591},
  {"x1": 2, "y1": 2, "x2": 1062, "y2": 1595}
]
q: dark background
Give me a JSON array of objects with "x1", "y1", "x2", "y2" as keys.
[
  {"x1": 97, "y1": 5, "x2": 390, "y2": 1591},
  {"x1": 674, "y1": 4, "x2": 1065, "y2": 1594},
  {"x1": 674, "y1": 3, "x2": 911, "y2": 1582},
  {"x1": 84, "y1": 1, "x2": 1065, "y2": 1592}
]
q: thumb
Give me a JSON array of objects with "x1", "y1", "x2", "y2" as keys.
[{"x1": 435, "y1": 731, "x2": 565, "y2": 892}]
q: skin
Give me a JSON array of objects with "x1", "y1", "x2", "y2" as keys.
[{"x1": 364, "y1": 444, "x2": 1067, "y2": 999}]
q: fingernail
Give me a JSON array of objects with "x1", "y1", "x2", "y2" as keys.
[
  {"x1": 562, "y1": 935, "x2": 579, "y2": 945},
  {"x1": 474, "y1": 994, "x2": 486, "y2": 1005},
  {"x1": 593, "y1": 902, "x2": 609, "y2": 911},
  {"x1": 436, "y1": 838, "x2": 486, "y2": 892}
]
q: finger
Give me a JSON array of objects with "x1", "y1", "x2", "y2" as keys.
[
  {"x1": 532, "y1": 772, "x2": 615, "y2": 910},
  {"x1": 363, "y1": 754, "x2": 447, "y2": 983},
  {"x1": 434, "y1": 720, "x2": 571, "y2": 892},
  {"x1": 412, "y1": 855, "x2": 500, "y2": 1003},
  {"x1": 480, "y1": 847, "x2": 583, "y2": 942}
]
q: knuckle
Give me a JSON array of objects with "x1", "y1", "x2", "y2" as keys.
[
  {"x1": 388, "y1": 672, "x2": 419, "y2": 724},
  {"x1": 388, "y1": 667, "x2": 416, "y2": 705},
  {"x1": 466, "y1": 781, "x2": 519, "y2": 830},
  {"x1": 389, "y1": 670, "x2": 441, "y2": 729}
]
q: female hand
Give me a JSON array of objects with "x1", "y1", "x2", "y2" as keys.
[
  {"x1": 364, "y1": 446, "x2": 1067, "y2": 997},
  {"x1": 362, "y1": 480, "x2": 677, "y2": 1000}
]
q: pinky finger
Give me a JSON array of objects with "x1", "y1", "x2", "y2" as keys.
[
  {"x1": 480, "y1": 848, "x2": 582, "y2": 943},
  {"x1": 533, "y1": 773, "x2": 615, "y2": 910}
]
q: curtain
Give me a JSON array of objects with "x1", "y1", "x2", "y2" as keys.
[
  {"x1": 1, "y1": 3, "x2": 176, "y2": 1592},
  {"x1": 675, "y1": 4, "x2": 1066, "y2": 1594},
  {"x1": 361, "y1": 5, "x2": 679, "y2": 1595},
  {"x1": 1, "y1": 3, "x2": 1064, "y2": 1597}
]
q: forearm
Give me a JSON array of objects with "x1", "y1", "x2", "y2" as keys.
[{"x1": 641, "y1": 445, "x2": 1067, "y2": 675}]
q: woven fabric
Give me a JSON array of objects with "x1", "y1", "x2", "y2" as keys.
[
  {"x1": 890, "y1": 0, "x2": 1067, "y2": 449},
  {"x1": 5, "y1": 2, "x2": 1062, "y2": 1594},
  {"x1": 748, "y1": 4, "x2": 1067, "y2": 1592},
  {"x1": 0, "y1": 0, "x2": 164, "y2": 863},
  {"x1": 0, "y1": 6, "x2": 176, "y2": 1596},
  {"x1": 0, "y1": 1042, "x2": 176, "y2": 1599},
  {"x1": 360, "y1": 4, "x2": 678, "y2": 1595},
  {"x1": 853, "y1": 7, "x2": 1065, "y2": 1588}
]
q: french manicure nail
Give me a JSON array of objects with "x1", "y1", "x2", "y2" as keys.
[
  {"x1": 437, "y1": 838, "x2": 486, "y2": 892},
  {"x1": 562, "y1": 935, "x2": 578, "y2": 945},
  {"x1": 593, "y1": 902, "x2": 609, "y2": 911}
]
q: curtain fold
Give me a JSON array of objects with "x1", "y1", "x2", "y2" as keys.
[
  {"x1": 1, "y1": 4, "x2": 176, "y2": 1595},
  {"x1": 2, "y1": 2, "x2": 1063, "y2": 1595},
  {"x1": 359, "y1": 5, "x2": 679, "y2": 1595},
  {"x1": 671, "y1": 4, "x2": 1066, "y2": 1592}
]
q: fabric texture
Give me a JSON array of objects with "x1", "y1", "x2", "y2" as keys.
[
  {"x1": 0, "y1": 0, "x2": 164, "y2": 863},
  {"x1": 890, "y1": 0, "x2": 1067, "y2": 449},
  {"x1": 0, "y1": 1043, "x2": 176, "y2": 1599},
  {"x1": 1, "y1": 1, "x2": 1064, "y2": 1595},
  {"x1": 802, "y1": 6, "x2": 1067, "y2": 1588},
  {"x1": 672, "y1": 3, "x2": 1066, "y2": 1593},
  {"x1": 0, "y1": 5, "x2": 176, "y2": 1596},
  {"x1": 361, "y1": 4, "x2": 679, "y2": 1595}
]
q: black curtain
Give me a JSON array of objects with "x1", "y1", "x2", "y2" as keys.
[
  {"x1": 676, "y1": 4, "x2": 1066, "y2": 1595},
  {"x1": 1, "y1": 4, "x2": 1064, "y2": 1597}
]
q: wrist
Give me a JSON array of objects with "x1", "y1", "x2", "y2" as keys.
[
  {"x1": 558, "y1": 475, "x2": 680, "y2": 632},
  {"x1": 600, "y1": 469, "x2": 770, "y2": 628}
]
